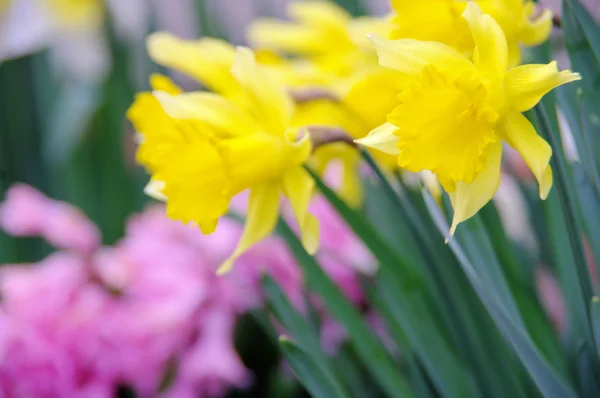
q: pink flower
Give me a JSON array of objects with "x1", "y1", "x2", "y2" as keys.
[
  {"x1": 0, "y1": 184, "x2": 381, "y2": 396},
  {"x1": 167, "y1": 309, "x2": 251, "y2": 397},
  {"x1": 0, "y1": 184, "x2": 50, "y2": 236},
  {"x1": 310, "y1": 198, "x2": 376, "y2": 276},
  {"x1": 0, "y1": 184, "x2": 101, "y2": 253}
]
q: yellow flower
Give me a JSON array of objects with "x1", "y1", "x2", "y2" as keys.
[
  {"x1": 147, "y1": 31, "x2": 369, "y2": 206},
  {"x1": 357, "y1": 3, "x2": 579, "y2": 235},
  {"x1": 343, "y1": 68, "x2": 410, "y2": 168},
  {"x1": 128, "y1": 48, "x2": 319, "y2": 274},
  {"x1": 247, "y1": 1, "x2": 391, "y2": 80},
  {"x1": 390, "y1": 0, "x2": 553, "y2": 66}
]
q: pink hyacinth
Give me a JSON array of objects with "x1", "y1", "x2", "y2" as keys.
[
  {"x1": 0, "y1": 183, "x2": 101, "y2": 253},
  {"x1": 0, "y1": 184, "x2": 379, "y2": 397}
]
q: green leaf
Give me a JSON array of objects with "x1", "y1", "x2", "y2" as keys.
[
  {"x1": 279, "y1": 337, "x2": 348, "y2": 398},
  {"x1": 562, "y1": 0, "x2": 600, "y2": 111},
  {"x1": 262, "y1": 275, "x2": 348, "y2": 396},
  {"x1": 331, "y1": 346, "x2": 376, "y2": 398},
  {"x1": 359, "y1": 156, "x2": 479, "y2": 398},
  {"x1": 423, "y1": 190, "x2": 577, "y2": 398},
  {"x1": 531, "y1": 106, "x2": 594, "y2": 336},
  {"x1": 376, "y1": 278, "x2": 479, "y2": 398},
  {"x1": 305, "y1": 166, "x2": 423, "y2": 286},
  {"x1": 455, "y1": 215, "x2": 525, "y2": 329},
  {"x1": 564, "y1": 0, "x2": 600, "y2": 66},
  {"x1": 360, "y1": 151, "x2": 524, "y2": 398},
  {"x1": 591, "y1": 297, "x2": 600, "y2": 359},
  {"x1": 573, "y1": 164, "x2": 600, "y2": 278},
  {"x1": 573, "y1": 343, "x2": 600, "y2": 397},
  {"x1": 330, "y1": 0, "x2": 367, "y2": 16},
  {"x1": 277, "y1": 220, "x2": 414, "y2": 398},
  {"x1": 43, "y1": 82, "x2": 101, "y2": 169}
]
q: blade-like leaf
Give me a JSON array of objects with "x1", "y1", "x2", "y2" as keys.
[
  {"x1": 564, "y1": 0, "x2": 600, "y2": 66},
  {"x1": 591, "y1": 297, "x2": 600, "y2": 359},
  {"x1": 531, "y1": 106, "x2": 594, "y2": 335},
  {"x1": 423, "y1": 190, "x2": 577, "y2": 398},
  {"x1": 277, "y1": 219, "x2": 414, "y2": 398},
  {"x1": 360, "y1": 151, "x2": 525, "y2": 398},
  {"x1": 279, "y1": 337, "x2": 348, "y2": 398},
  {"x1": 376, "y1": 277, "x2": 480, "y2": 398},
  {"x1": 262, "y1": 275, "x2": 348, "y2": 397},
  {"x1": 304, "y1": 167, "x2": 423, "y2": 286}
]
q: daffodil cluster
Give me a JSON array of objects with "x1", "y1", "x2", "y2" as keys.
[{"x1": 129, "y1": 0, "x2": 579, "y2": 272}]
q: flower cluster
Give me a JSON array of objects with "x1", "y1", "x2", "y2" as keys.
[
  {"x1": 128, "y1": 0, "x2": 579, "y2": 267},
  {"x1": 0, "y1": 184, "x2": 376, "y2": 397}
]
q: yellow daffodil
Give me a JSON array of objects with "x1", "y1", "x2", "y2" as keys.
[
  {"x1": 128, "y1": 47, "x2": 319, "y2": 274},
  {"x1": 147, "y1": 32, "x2": 368, "y2": 206},
  {"x1": 390, "y1": 0, "x2": 553, "y2": 67},
  {"x1": 247, "y1": 1, "x2": 391, "y2": 81},
  {"x1": 357, "y1": 3, "x2": 579, "y2": 235}
]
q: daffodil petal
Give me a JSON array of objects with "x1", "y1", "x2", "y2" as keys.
[
  {"x1": 198, "y1": 219, "x2": 219, "y2": 235},
  {"x1": 147, "y1": 33, "x2": 238, "y2": 94},
  {"x1": 248, "y1": 2, "x2": 350, "y2": 55},
  {"x1": 283, "y1": 167, "x2": 319, "y2": 255},
  {"x1": 348, "y1": 17, "x2": 392, "y2": 49},
  {"x1": 506, "y1": 39, "x2": 522, "y2": 69},
  {"x1": 504, "y1": 61, "x2": 581, "y2": 112},
  {"x1": 144, "y1": 178, "x2": 167, "y2": 202},
  {"x1": 343, "y1": 69, "x2": 410, "y2": 128},
  {"x1": 149, "y1": 74, "x2": 181, "y2": 94},
  {"x1": 462, "y1": 2, "x2": 508, "y2": 81},
  {"x1": 500, "y1": 111, "x2": 553, "y2": 199},
  {"x1": 449, "y1": 140, "x2": 502, "y2": 236},
  {"x1": 368, "y1": 34, "x2": 475, "y2": 77},
  {"x1": 288, "y1": 1, "x2": 350, "y2": 28},
  {"x1": 231, "y1": 47, "x2": 294, "y2": 134},
  {"x1": 355, "y1": 122, "x2": 400, "y2": 155},
  {"x1": 285, "y1": 127, "x2": 313, "y2": 166},
  {"x1": 520, "y1": 8, "x2": 553, "y2": 46},
  {"x1": 217, "y1": 183, "x2": 280, "y2": 275},
  {"x1": 153, "y1": 91, "x2": 258, "y2": 137},
  {"x1": 247, "y1": 21, "x2": 322, "y2": 54}
]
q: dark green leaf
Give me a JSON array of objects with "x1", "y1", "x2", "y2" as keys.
[
  {"x1": 277, "y1": 220, "x2": 414, "y2": 398},
  {"x1": 262, "y1": 275, "x2": 348, "y2": 396},
  {"x1": 423, "y1": 190, "x2": 577, "y2": 398},
  {"x1": 279, "y1": 337, "x2": 348, "y2": 398},
  {"x1": 591, "y1": 297, "x2": 600, "y2": 359}
]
